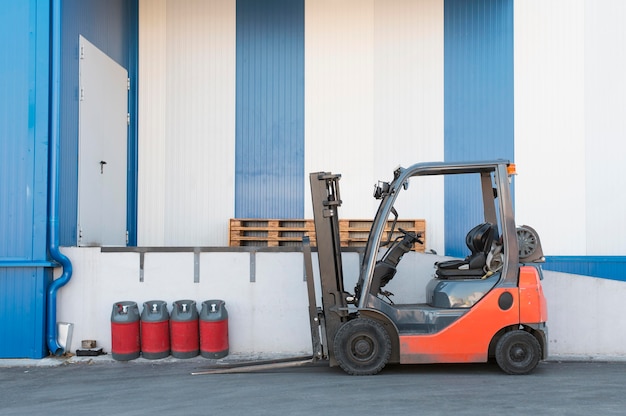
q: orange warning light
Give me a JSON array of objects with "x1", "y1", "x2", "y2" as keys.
[{"x1": 507, "y1": 163, "x2": 517, "y2": 176}]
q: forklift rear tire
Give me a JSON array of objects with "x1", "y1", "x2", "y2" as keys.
[
  {"x1": 495, "y1": 330, "x2": 541, "y2": 375},
  {"x1": 334, "y1": 318, "x2": 391, "y2": 375}
]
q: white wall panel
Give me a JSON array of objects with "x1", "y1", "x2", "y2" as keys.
[
  {"x1": 584, "y1": 0, "x2": 626, "y2": 254},
  {"x1": 138, "y1": 0, "x2": 236, "y2": 246},
  {"x1": 138, "y1": 0, "x2": 167, "y2": 244},
  {"x1": 516, "y1": 0, "x2": 626, "y2": 256},
  {"x1": 305, "y1": 0, "x2": 376, "y2": 219},
  {"x1": 304, "y1": 0, "x2": 444, "y2": 251},
  {"x1": 514, "y1": 0, "x2": 586, "y2": 255}
]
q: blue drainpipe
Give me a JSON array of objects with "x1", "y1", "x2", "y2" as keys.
[{"x1": 46, "y1": 0, "x2": 73, "y2": 356}]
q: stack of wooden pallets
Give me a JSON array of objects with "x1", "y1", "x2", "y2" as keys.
[{"x1": 229, "y1": 218, "x2": 426, "y2": 252}]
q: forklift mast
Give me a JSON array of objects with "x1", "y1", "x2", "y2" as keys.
[{"x1": 308, "y1": 172, "x2": 351, "y2": 365}]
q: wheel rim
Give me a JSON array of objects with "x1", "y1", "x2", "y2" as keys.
[
  {"x1": 350, "y1": 335, "x2": 378, "y2": 362},
  {"x1": 509, "y1": 342, "x2": 530, "y2": 364}
]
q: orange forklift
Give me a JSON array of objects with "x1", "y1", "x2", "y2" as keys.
[{"x1": 305, "y1": 160, "x2": 547, "y2": 375}]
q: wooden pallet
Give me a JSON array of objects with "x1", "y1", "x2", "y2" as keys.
[{"x1": 229, "y1": 219, "x2": 426, "y2": 252}]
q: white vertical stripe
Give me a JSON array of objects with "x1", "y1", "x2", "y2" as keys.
[
  {"x1": 516, "y1": 0, "x2": 626, "y2": 256},
  {"x1": 584, "y1": 0, "x2": 626, "y2": 254},
  {"x1": 514, "y1": 0, "x2": 586, "y2": 255},
  {"x1": 138, "y1": 0, "x2": 236, "y2": 246},
  {"x1": 305, "y1": 0, "x2": 376, "y2": 218},
  {"x1": 138, "y1": 0, "x2": 167, "y2": 244}
]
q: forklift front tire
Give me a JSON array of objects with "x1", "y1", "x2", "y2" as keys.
[
  {"x1": 495, "y1": 330, "x2": 541, "y2": 375},
  {"x1": 334, "y1": 318, "x2": 391, "y2": 375}
]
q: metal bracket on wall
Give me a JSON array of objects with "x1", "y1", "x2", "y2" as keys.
[
  {"x1": 139, "y1": 252, "x2": 144, "y2": 283},
  {"x1": 194, "y1": 249, "x2": 200, "y2": 283},
  {"x1": 249, "y1": 251, "x2": 256, "y2": 283}
]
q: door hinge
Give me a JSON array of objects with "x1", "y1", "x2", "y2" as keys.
[
  {"x1": 127, "y1": 78, "x2": 131, "y2": 91},
  {"x1": 80, "y1": 45, "x2": 85, "y2": 59},
  {"x1": 126, "y1": 231, "x2": 129, "y2": 245},
  {"x1": 80, "y1": 88, "x2": 85, "y2": 101},
  {"x1": 127, "y1": 113, "x2": 131, "y2": 125}
]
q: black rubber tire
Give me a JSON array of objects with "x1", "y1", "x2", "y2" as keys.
[
  {"x1": 333, "y1": 318, "x2": 391, "y2": 376},
  {"x1": 495, "y1": 330, "x2": 541, "y2": 375}
]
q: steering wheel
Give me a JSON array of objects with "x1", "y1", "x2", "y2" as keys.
[{"x1": 398, "y1": 227, "x2": 423, "y2": 245}]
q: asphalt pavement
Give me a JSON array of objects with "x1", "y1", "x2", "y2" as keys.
[{"x1": 1, "y1": 356, "x2": 625, "y2": 415}]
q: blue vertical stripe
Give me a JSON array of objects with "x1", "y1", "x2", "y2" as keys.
[
  {"x1": 443, "y1": 0, "x2": 514, "y2": 256},
  {"x1": 235, "y1": 0, "x2": 305, "y2": 219},
  {"x1": 126, "y1": 0, "x2": 139, "y2": 246},
  {"x1": 0, "y1": 0, "x2": 50, "y2": 358}
]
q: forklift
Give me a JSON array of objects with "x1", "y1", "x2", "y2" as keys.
[
  {"x1": 305, "y1": 160, "x2": 547, "y2": 375},
  {"x1": 194, "y1": 160, "x2": 547, "y2": 376}
]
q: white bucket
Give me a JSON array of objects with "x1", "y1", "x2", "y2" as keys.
[{"x1": 57, "y1": 322, "x2": 74, "y2": 352}]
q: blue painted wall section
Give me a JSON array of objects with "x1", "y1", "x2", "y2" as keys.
[
  {"x1": 544, "y1": 257, "x2": 626, "y2": 282},
  {"x1": 443, "y1": 0, "x2": 514, "y2": 257},
  {"x1": 0, "y1": 0, "x2": 51, "y2": 358},
  {"x1": 235, "y1": 0, "x2": 305, "y2": 219},
  {"x1": 59, "y1": 0, "x2": 138, "y2": 245}
]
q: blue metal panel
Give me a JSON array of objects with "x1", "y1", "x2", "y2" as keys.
[
  {"x1": 443, "y1": 0, "x2": 514, "y2": 257},
  {"x1": 0, "y1": 0, "x2": 51, "y2": 358},
  {"x1": 126, "y1": 0, "x2": 139, "y2": 246},
  {"x1": 0, "y1": 268, "x2": 49, "y2": 358},
  {"x1": 235, "y1": 0, "x2": 305, "y2": 219},
  {"x1": 544, "y1": 256, "x2": 626, "y2": 282},
  {"x1": 59, "y1": 0, "x2": 138, "y2": 245}
]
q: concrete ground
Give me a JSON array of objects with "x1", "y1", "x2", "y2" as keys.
[{"x1": 1, "y1": 355, "x2": 625, "y2": 415}]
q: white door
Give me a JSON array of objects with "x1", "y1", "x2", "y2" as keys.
[{"x1": 78, "y1": 35, "x2": 128, "y2": 246}]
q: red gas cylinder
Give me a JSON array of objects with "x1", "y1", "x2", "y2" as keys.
[
  {"x1": 140, "y1": 300, "x2": 170, "y2": 359},
  {"x1": 111, "y1": 301, "x2": 140, "y2": 361},
  {"x1": 200, "y1": 300, "x2": 229, "y2": 359},
  {"x1": 170, "y1": 299, "x2": 199, "y2": 359}
]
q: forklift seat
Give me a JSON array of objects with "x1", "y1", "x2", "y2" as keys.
[{"x1": 435, "y1": 222, "x2": 497, "y2": 279}]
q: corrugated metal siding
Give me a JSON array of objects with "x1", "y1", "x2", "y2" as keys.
[
  {"x1": 443, "y1": 0, "x2": 514, "y2": 257},
  {"x1": 514, "y1": 0, "x2": 586, "y2": 256},
  {"x1": 544, "y1": 257, "x2": 626, "y2": 282},
  {"x1": 304, "y1": 0, "x2": 376, "y2": 218},
  {"x1": 515, "y1": 0, "x2": 626, "y2": 262},
  {"x1": 0, "y1": 268, "x2": 48, "y2": 357},
  {"x1": 59, "y1": 0, "x2": 135, "y2": 245},
  {"x1": 304, "y1": 0, "x2": 445, "y2": 252},
  {"x1": 235, "y1": 0, "x2": 305, "y2": 219},
  {"x1": 1, "y1": 2, "x2": 33, "y2": 259},
  {"x1": 138, "y1": 0, "x2": 167, "y2": 245},
  {"x1": 137, "y1": 0, "x2": 236, "y2": 246},
  {"x1": 0, "y1": 0, "x2": 50, "y2": 358},
  {"x1": 584, "y1": 0, "x2": 626, "y2": 255}
]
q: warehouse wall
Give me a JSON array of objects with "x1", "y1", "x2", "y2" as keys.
[
  {"x1": 137, "y1": 0, "x2": 447, "y2": 251},
  {"x1": 134, "y1": 1, "x2": 626, "y2": 265}
]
